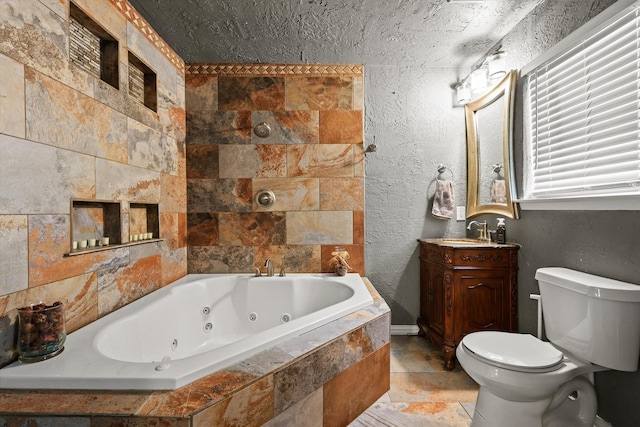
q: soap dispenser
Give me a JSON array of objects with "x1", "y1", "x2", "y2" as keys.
[{"x1": 496, "y1": 217, "x2": 506, "y2": 244}]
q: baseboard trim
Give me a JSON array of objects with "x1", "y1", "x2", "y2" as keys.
[{"x1": 390, "y1": 325, "x2": 420, "y2": 335}]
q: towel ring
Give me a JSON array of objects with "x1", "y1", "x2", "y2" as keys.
[
  {"x1": 491, "y1": 164, "x2": 504, "y2": 179},
  {"x1": 436, "y1": 164, "x2": 454, "y2": 180}
]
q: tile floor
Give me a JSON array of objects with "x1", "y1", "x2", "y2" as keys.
[{"x1": 349, "y1": 335, "x2": 479, "y2": 426}]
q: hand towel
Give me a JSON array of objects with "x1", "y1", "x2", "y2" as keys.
[
  {"x1": 432, "y1": 179, "x2": 455, "y2": 219},
  {"x1": 491, "y1": 179, "x2": 507, "y2": 204}
]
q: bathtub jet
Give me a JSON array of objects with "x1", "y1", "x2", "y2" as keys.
[{"x1": 0, "y1": 273, "x2": 373, "y2": 390}]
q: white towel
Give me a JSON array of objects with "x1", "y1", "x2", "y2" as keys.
[
  {"x1": 432, "y1": 179, "x2": 455, "y2": 219},
  {"x1": 491, "y1": 179, "x2": 507, "y2": 204}
]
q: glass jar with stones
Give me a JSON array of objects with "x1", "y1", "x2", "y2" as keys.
[{"x1": 17, "y1": 301, "x2": 66, "y2": 363}]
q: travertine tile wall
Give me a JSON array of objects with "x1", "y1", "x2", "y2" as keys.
[
  {"x1": 185, "y1": 64, "x2": 365, "y2": 275},
  {"x1": 0, "y1": 0, "x2": 187, "y2": 365}
]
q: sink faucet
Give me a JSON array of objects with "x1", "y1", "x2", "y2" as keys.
[
  {"x1": 467, "y1": 221, "x2": 490, "y2": 241},
  {"x1": 264, "y1": 259, "x2": 274, "y2": 277}
]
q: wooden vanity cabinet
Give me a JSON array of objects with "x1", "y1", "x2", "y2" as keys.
[{"x1": 417, "y1": 239, "x2": 519, "y2": 370}]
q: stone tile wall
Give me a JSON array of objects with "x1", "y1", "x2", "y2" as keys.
[
  {"x1": 0, "y1": 2, "x2": 384, "y2": 423},
  {"x1": 0, "y1": 0, "x2": 187, "y2": 365},
  {"x1": 185, "y1": 64, "x2": 365, "y2": 275}
]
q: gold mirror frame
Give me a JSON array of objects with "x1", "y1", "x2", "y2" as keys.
[{"x1": 465, "y1": 70, "x2": 519, "y2": 219}]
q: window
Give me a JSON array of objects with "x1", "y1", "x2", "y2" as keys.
[{"x1": 521, "y1": 2, "x2": 640, "y2": 208}]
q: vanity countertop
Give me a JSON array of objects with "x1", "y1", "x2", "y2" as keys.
[{"x1": 418, "y1": 238, "x2": 520, "y2": 248}]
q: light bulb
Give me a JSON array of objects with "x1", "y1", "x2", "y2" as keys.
[
  {"x1": 470, "y1": 67, "x2": 488, "y2": 95},
  {"x1": 487, "y1": 51, "x2": 507, "y2": 79},
  {"x1": 455, "y1": 81, "x2": 471, "y2": 105}
]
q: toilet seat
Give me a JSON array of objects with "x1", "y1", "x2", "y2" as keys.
[{"x1": 462, "y1": 331, "x2": 565, "y2": 373}]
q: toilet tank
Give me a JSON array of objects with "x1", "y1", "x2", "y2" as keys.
[{"x1": 536, "y1": 267, "x2": 640, "y2": 371}]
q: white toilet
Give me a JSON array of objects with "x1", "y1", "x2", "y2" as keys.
[{"x1": 456, "y1": 267, "x2": 640, "y2": 427}]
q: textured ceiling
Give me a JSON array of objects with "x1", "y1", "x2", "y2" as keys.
[{"x1": 128, "y1": 0, "x2": 545, "y2": 68}]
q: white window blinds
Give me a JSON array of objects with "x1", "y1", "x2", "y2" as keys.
[{"x1": 524, "y1": 6, "x2": 640, "y2": 199}]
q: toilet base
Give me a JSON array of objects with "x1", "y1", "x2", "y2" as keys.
[
  {"x1": 543, "y1": 376, "x2": 597, "y2": 427},
  {"x1": 472, "y1": 387, "x2": 551, "y2": 427}
]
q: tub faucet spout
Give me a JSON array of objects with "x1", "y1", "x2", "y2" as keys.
[{"x1": 264, "y1": 259, "x2": 274, "y2": 277}]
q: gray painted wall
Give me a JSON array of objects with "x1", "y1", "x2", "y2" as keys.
[
  {"x1": 374, "y1": 1, "x2": 640, "y2": 422},
  {"x1": 364, "y1": 65, "x2": 467, "y2": 324}
]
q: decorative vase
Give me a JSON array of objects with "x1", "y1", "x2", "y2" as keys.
[
  {"x1": 17, "y1": 301, "x2": 66, "y2": 363},
  {"x1": 334, "y1": 265, "x2": 348, "y2": 276}
]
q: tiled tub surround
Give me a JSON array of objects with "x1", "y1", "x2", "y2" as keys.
[
  {"x1": 0, "y1": 0, "x2": 187, "y2": 366},
  {"x1": 0, "y1": 278, "x2": 390, "y2": 427},
  {"x1": 185, "y1": 64, "x2": 365, "y2": 276},
  {"x1": 0, "y1": 273, "x2": 374, "y2": 390}
]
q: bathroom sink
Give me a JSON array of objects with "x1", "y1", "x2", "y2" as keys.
[{"x1": 426, "y1": 238, "x2": 497, "y2": 247}]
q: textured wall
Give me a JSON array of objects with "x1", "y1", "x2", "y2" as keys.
[
  {"x1": 0, "y1": 0, "x2": 187, "y2": 365},
  {"x1": 364, "y1": 65, "x2": 468, "y2": 323},
  {"x1": 185, "y1": 65, "x2": 365, "y2": 275},
  {"x1": 128, "y1": 0, "x2": 544, "y2": 68}
]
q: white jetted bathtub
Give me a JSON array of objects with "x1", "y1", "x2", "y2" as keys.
[{"x1": 0, "y1": 273, "x2": 373, "y2": 390}]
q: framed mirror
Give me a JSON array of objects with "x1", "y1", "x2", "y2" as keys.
[{"x1": 465, "y1": 70, "x2": 519, "y2": 218}]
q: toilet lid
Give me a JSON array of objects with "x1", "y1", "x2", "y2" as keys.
[{"x1": 462, "y1": 331, "x2": 564, "y2": 371}]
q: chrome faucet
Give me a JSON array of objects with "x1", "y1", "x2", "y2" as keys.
[
  {"x1": 264, "y1": 258, "x2": 274, "y2": 277},
  {"x1": 467, "y1": 221, "x2": 490, "y2": 241}
]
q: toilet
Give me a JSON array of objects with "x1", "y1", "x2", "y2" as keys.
[{"x1": 456, "y1": 267, "x2": 640, "y2": 427}]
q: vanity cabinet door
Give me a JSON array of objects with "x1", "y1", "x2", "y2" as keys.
[{"x1": 456, "y1": 270, "x2": 509, "y2": 337}]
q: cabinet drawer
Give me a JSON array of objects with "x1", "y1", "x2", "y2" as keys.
[{"x1": 452, "y1": 249, "x2": 512, "y2": 268}]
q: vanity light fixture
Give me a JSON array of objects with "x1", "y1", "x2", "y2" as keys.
[{"x1": 454, "y1": 49, "x2": 507, "y2": 105}]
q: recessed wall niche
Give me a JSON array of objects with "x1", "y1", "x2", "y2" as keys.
[
  {"x1": 69, "y1": 3, "x2": 119, "y2": 89},
  {"x1": 68, "y1": 200, "x2": 162, "y2": 255},
  {"x1": 128, "y1": 52, "x2": 157, "y2": 112},
  {"x1": 71, "y1": 200, "x2": 121, "y2": 248},
  {"x1": 129, "y1": 203, "x2": 160, "y2": 240}
]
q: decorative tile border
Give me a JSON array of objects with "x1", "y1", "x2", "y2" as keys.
[
  {"x1": 186, "y1": 63, "x2": 364, "y2": 77},
  {"x1": 108, "y1": 0, "x2": 185, "y2": 74}
]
